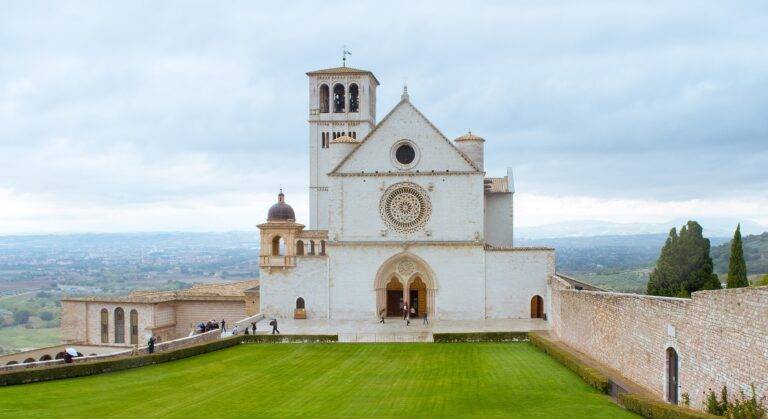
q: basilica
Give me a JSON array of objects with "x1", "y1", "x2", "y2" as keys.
[{"x1": 258, "y1": 65, "x2": 554, "y2": 321}]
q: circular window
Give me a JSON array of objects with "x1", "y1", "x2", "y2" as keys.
[
  {"x1": 379, "y1": 182, "x2": 431, "y2": 234},
  {"x1": 395, "y1": 144, "x2": 415, "y2": 165},
  {"x1": 390, "y1": 140, "x2": 419, "y2": 169}
]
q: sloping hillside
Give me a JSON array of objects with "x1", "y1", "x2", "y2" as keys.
[{"x1": 712, "y1": 232, "x2": 768, "y2": 274}]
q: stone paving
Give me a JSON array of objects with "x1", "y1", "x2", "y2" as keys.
[{"x1": 253, "y1": 317, "x2": 549, "y2": 342}]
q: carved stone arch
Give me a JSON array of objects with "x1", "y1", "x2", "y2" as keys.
[{"x1": 374, "y1": 252, "x2": 437, "y2": 318}]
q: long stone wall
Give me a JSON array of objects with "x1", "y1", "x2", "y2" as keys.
[{"x1": 550, "y1": 277, "x2": 768, "y2": 409}]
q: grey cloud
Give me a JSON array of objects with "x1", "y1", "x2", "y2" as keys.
[{"x1": 0, "y1": 0, "x2": 766, "y2": 209}]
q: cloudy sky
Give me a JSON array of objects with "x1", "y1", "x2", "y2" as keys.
[{"x1": 1, "y1": 1, "x2": 767, "y2": 234}]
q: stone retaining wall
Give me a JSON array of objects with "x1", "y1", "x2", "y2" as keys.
[
  {"x1": 0, "y1": 328, "x2": 222, "y2": 373},
  {"x1": 550, "y1": 277, "x2": 768, "y2": 409}
]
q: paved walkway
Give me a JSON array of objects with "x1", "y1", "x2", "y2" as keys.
[{"x1": 254, "y1": 317, "x2": 549, "y2": 342}]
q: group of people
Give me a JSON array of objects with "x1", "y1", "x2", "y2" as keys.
[
  {"x1": 379, "y1": 303, "x2": 428, "y2": 326},
  {"x1": 197, "y1": 319, "x2": 263, "y2": 336},
  {"x1": 197, "y1": 319, "x2": 227, "y2": 334}
]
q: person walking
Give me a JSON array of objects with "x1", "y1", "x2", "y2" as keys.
[
  {"x1": 251, "y1": 322, "x2": 257, "y2": 334},
  {"x1": 270, "y1": 319, "x2": 280, "y2": 335},
  {"x1": 379, "y1": 308, "x2": 385, "y2": 324},
  {"x1": 221, "y1": 319, "x2": 226, "y2": 333},
  {"x1": 406, "y1": 309, "x2": 410, "y2": 326},
  {"x1": 423, "y1": 310, "x2": 429, "y2": 325},
  {"x1": 147, "y1": 335, "x2": 156, "y2": 354},
  {"x1": 402, "y1": 302, "x2": 408, "y2": 320}
]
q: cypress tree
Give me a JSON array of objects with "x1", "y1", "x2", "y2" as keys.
[
  {"x1": 726, "y1": 224, "x2": 749, "y2": 288},
  {"x1": 647, "y1": 221, "x2": 721, "y2": 296}
]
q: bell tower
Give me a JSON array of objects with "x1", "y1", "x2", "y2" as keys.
[{"x1": 306, "y1": 65, "x2": 379, "y2": 229}]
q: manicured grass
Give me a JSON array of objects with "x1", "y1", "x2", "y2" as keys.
[{"x1": 0, "y1": 343, "x2": 636, "y2": 418}]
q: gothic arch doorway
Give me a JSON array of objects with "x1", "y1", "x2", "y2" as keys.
[
  {"x1": 385, "y1": 277, "x2": 403, "y2": 317},
  {"x1": 374, "y1": 253, "x2": 437, "y2": 319},
  {"x1": 666, "y1": 347, "x2": 679, "y2": 404}
]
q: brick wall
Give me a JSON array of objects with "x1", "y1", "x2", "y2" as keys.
[{"x1": 551, "y1": 279, "x2": 768, "y2": 409}]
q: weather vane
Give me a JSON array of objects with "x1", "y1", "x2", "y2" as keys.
[{"x1": 342, "y1": 45, "x2": 351, "y2": 67}]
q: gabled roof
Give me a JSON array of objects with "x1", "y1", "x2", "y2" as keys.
[
  {"x1": 306, "y1": 66, "x2": 380, "y2": 85},
  {"x1": 329, "y1": 97, "x2": 482, "y2": 174}
]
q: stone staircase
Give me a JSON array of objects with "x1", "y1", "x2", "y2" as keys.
[{"x1": 338, "y1": 331, "x2": 433, "y2": 343}]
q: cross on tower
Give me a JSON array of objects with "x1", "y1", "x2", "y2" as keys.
[{"x1": 342, "y1": 46, "x2": 351, "y2": 67}]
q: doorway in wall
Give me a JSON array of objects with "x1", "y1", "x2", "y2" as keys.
[
  {"x1": 385, "y1": 277, "x2": 403, "y2": 316},
  {"x1": 667, "y1": 347, "x2": 679, "y2": 404}
]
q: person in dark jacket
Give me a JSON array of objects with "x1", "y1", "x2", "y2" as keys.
[
  {"x1": 251, "y1": 322, "x2": 257, "y2": 334},
  {"x1": 270, "y1": 319, "x2": 280, "y2": 335},
  {"x1": 221, "y1": 319, "x2": 226, "y2": 333},
  {"x1": 147, "y1": 335, "x2": 156, "y2": 354}
]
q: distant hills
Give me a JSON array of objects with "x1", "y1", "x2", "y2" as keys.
[
  {"x1": 517, "y1": 218, "x2": 766, "y2": 240},
  {"x1": 711, "y1": 232, "x2": 768, "y2": 274}
]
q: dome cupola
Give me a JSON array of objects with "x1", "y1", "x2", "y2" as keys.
[{"x1": 267, "y1": 190, "x2": 296, "y2": 221}]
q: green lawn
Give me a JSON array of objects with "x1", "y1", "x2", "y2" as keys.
[{"x1": 0, "y1": 343, "x2": 636, "y2": 418}]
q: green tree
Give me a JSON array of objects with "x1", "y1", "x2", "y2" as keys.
[
  {"x1": 39, "y1": 311, "x2": 54, "y2": 321},
  {"x1": 757, "y1": 274, "x2": 768, "y2": 287},
  {"x1": 647, "y1": 221, "x2": 721, "y2": 296},
  {"x1": 13, "y1": 310, "x2": 31, "y2": 325},
  {"x1": 727, "y1": 224, "x2": 749, "y2": 288}
]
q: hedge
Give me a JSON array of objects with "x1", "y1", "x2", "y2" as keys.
[
  {"x1": 0, "y1": 335, "x2": 245, "y2": 387},
  {"x1": 528, "y1": 332, "x2": 610, "y2": 394},
  {"x1": 241, "y1": 334, "x2": 338, "y2": 343},
  {"x1": 618, "y1": 393, "x2": 718, "y2": 419},
  {"x1": 433, "y1": 332, "x2": 529, "y2": 343}
]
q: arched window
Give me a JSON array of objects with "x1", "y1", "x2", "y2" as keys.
[
  {"x1": 320, "y1": 240, "x2": 326, "y2": 255},
  {"x1": 114, "y1": 307, "x2": 125, "y2": 344},
  {"x1": 530, "y1": 295, "x2": 544, "y2": 319},
  {"x1": 309, "y1": 240, "x2": 316, "y2": 255},
  {"x1": 333, "y1": 84, "x2": 345, "y2": 113},
  {"x1": 271, "y1": 236, "x2": 285, "y2": 256},
  {"x1": 296, "y1": 240, "x2": 305, "y2": 256},
  {"x1": 100, "y1": 308, "x2": 109, "y2": 343},
  {"x1": 55, "y1": 351, "x2": 66, "y2": 360},
  {"x1": 39, "y1": 354, "x2": 52, "y2": 361},
  {"x1": 666, "y1": 347, "x2": 679, "y2": 404},
  {"x1": 6, "y1": 361, "x2": 17, "y2": 365},
  {"x1": 23, "y1": 358, "x2": 35, "y2": 363},
  {"x1": 296, "y1": 297, "x2": 305, "y2": 310},
  {"x1": 349, "y1": 83, "x2": 359, "y2": 112},
  {"x1": 130, "y1": 309, "x2": 138, "y2": 345},
  {"x1": 318, "y1": 84, "x2": 329, "y2": 113}
]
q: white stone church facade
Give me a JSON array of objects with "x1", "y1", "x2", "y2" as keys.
[{"x1": 258, "y1": 65, "x2": 554, "y2": 321}]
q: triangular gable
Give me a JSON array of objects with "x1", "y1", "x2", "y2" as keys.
[{"x1": 330, "y1": 99, "x2": 481, "y2": 174}]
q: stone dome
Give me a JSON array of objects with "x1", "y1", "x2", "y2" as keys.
[{"x1": 267, "y1": 190, "x2": 295, "y2": 221}]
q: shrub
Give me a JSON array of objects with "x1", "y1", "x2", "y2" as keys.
[
  {"x1": 433, "y1": 332, "x2": 528, "y2": 343},
  {"x1": 241, "y1": 334, "x2": 337, "y2": 344},
  {"x1": 705, "y1": 385, "x2": 767, "y2": 418},
  {"x1": 39, "y1": 311, "x2": 54, "y2": 321},
  {"x1": 619, "y1": 393, "x2": 717, "y2": 419},
  {"x1": 528, "y1": 332, "x2": 610, "y2": 394}
]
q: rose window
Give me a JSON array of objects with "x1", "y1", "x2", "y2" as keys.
[{"x1": 380, "y1": 183, "x2": 431, "y2": 234}]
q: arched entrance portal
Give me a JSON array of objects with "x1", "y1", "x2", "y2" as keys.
[
  {"x1": 374, "y1": 253, "x2": 437, "y2": 319},
  {"x1": 666, "y1": 347, "x2": 679, "y2": 404}
]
